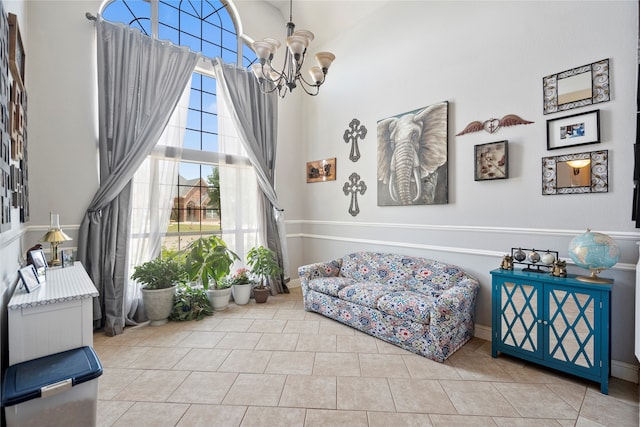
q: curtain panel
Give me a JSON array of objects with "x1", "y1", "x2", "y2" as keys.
[
  {"x1": 77, "y1": 18, "x2": 198, "y2": 335},
  {"x1": 212, "y1": 58, "x2": 290, "y2": 294}
]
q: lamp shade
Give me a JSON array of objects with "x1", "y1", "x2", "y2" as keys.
[
  {"x1": 315, "y1": 52, "x2": 335, "y2": 70},
  {"x1": 41, "y1": 229, "x2": 72, "y2": 243},
  {"x1": 308, "y1": 66, "x2": 324, "y2": 84}
]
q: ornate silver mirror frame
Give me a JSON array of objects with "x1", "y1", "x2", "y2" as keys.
[
  {"x1": 542, "y1": 150, "x2": 608, "y2": 195},
  {"x1": 543, "y1": 59, "x2": 609, "y2": 115}
]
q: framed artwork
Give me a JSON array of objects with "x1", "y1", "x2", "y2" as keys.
[
  {"x1": 8, "y1": 13, "x2": 24, "y2": 89},
  {"x1": 547, "y1": 110, "x2": 600, "y2": 150},
  {"x1": 18, "y1": 264, "x2": 41, "y2": 293},
  {"x1": 306, "y1": 157, "x2": 336, "y2": 183},
  {"x1": 377, "y1": 101, "x2": 449, "y2": 206},
  {"x1": 60, "y1": 248, "x2": 74, "y2": 268},
  {"x1": 474, "y1": 141, "x2": 508, "y2": 181},
  {"x1": 543, "y1": 59, "x2": 609, "y2": 115},
  {"x1": 28, "y1": 248, "x2": 47, "y2": 274},
  {"x1": 542, "y1": 150, "x2": 608, "y2": 195}
]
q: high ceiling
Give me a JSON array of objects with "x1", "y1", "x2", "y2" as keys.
[{"x1": 252, "y1": 0, "x2": 390, "y2": 46}]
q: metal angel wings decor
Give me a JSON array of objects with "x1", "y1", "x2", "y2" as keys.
[
  {"x1": 377, "y1": 101, "x2": 448, "y2": 206},
  {"x1": 456, "y1": 114, "x2": 534, "y2": 136}
]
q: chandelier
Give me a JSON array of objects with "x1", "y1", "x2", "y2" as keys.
[{"x1": 250, "y1": 0, "x2": 335, "y2": 98}]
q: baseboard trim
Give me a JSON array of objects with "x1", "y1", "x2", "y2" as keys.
[{"x1": 473, "y1": 323, "x2": 638, "y2": 383}]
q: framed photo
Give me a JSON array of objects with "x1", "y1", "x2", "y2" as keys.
[
  {"x1": 474, "y1": 141, "x2": 508, "y2": 181},
  {"x1": 547, "y1": 110, "x2": 600, "y2": 150},
  {"x1": 543, "y1": 59, "x2": 609, "y2": 115},
  {"x1": 28, "y1": 248, "x2": 47, "y2": 276},
  {"x1": 18, "y1": 265, "x2": 41, "y2": 293},
  {"x1": 306, "y1": 157, "x2": 336, "y2": 183},
  {"x1": 60, "y1": 248, "x2": 74, "y2": 267},
  {"x1": 8, "y1": 13, "x2": 25, "y2": 89}
]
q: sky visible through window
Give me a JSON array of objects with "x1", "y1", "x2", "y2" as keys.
[{"x1": 102, "y1": 0, "x2": 256, "y2": 181}]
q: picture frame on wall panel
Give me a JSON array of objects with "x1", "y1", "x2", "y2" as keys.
[
  {"x1": 547, "y1": 109, "x2": 600, "y2": 150},
  {"x1": 377, "y1": 101, "x2": 449, "y2": 206},
  {"x1": 542, "y1": 59, "x2": 609, "y2": 115},
  {"x1": 8, "y1": 13, "x2": 24, "y2": 89},
  {"x1": 306, "y1": 157, "x2": 336, "y2": 183},
  {"x1": 542, "y1": 150, "x2": 608, "y2": 195},
  {"x1": 474, "y1": 140, "x2": 508, "y2": 181}
]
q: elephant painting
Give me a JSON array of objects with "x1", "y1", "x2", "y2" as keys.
[{"x1": 377, "y1": 101, "x2": 448, "y2": 206}]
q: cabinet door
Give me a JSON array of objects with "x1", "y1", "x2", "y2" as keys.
[
  {"x1": 495, "y1": 278, "x2": 543, "y2": 359},
  {"x1": 545, "y1": 284, "x2": 602, "y2": 376}
]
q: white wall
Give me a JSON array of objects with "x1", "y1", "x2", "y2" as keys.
[
  {"x1": 1, "y1": 0, "x2": 637, "y2": 383},
  {"x1": 288, "y1": 1, "x2": 640, "y2": 373}
]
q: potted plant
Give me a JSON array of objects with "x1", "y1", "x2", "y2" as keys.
[
  {"x1": 131, "y1": 256, "x2": 185, "y2": 325},
  {"x1": 246, "y1": 245, "x2": 281, "y2": 303},
  {"x1": 228, "y1": 267, "x2": 253, "y2": 305},
  {"x1": 170, "y1": 282, "x2": 213, "y2": 321},
  {"x1": 183, "y1": 235, "x2": 239, "y2": 310}
]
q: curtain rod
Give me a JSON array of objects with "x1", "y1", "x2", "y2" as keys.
[{"x1": 86, "y1": 12, "x2": 97, "y2": 21}]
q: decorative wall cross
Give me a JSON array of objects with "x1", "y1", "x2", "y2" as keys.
[
  {"x1": 343, "y1": 172, "x2": 367, "y2": 216},
  {"x1": 343, "y1": 118, "x2": 367, "y2": 162}
]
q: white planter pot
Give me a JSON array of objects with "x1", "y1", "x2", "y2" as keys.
[
  {"x1": 142, "y1": 285, "x2": 177, "y2": 326},
  {"x1": 207, "y1": 288, "x2": 232, "y2": 310},
  {"x1": 232, "y1": 283, "x2": 252, "y2": 305}
]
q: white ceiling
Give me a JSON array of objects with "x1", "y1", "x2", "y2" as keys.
[{"x1": 259, "y1": 0, "x2": 391, "y2": 46}]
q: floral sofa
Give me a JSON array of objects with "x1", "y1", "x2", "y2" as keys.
[{"x1": 298, "y1": 251, "x2": 480, "y2": 362}]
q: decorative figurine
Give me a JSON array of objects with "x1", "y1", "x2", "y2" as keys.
[
  {"x1": 500, "y1": 255, "x2": 514, "y2": 270},
  {"x1": 513, "y1": 248, "x2": 526, "y2": 262},
  {"x1": 550, "y1": 259, "x2": 567, "y2": 277}
]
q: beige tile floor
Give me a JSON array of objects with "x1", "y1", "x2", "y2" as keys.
[{"x1": 94, "y1": 287, "x2": 639, "y2": 427}]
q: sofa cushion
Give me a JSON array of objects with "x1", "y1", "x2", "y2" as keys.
[
  {"x1": 337, "y1": 282, "x2": 408, "y2": 309},
  {"x1": 377, "y1": 291, "x2": 435, "y2": 325},
  {"x1": 308, "y1": 277, "x2": 358, "y2": 297},
  {"x1": 340, "y1": 252, "x2": 419, "y2": 284}
]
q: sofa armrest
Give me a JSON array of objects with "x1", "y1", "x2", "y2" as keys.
[
  {"x1": 298, "y1": 259, "x2": 342, "y2": 292},
  {"x1": 431, "y1": 278, "x2": 479, "y2": 325}
]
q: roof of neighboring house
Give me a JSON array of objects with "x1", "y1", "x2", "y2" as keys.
[{"x1": 177, "y1": 176, "x2": 208, "y2": 199}]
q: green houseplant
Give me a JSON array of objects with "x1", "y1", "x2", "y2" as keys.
[
  {"x1": 184, "y1": 236, "x2": 239, "y2": 310},
  {"x1": 246, "y1": 245, "x2": 281, "y2": 303},
  {"x1": 170, "y1": 283, "x2": 213, "y2": 321},
  {"x1": 131, "y1": 257, "x2": 185, "y2": 325}
]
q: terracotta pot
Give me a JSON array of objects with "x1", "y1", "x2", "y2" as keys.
[{"x1": 253, "y1": 287, "x2": 270, "y2": 304}]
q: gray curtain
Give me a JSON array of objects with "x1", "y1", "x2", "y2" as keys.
[
  {"x1": 212, "y1": 58, "x2": 289, "y2": 294},
  {"x1": 77, "y1": 19, "x2": 199, "y2": 335}
]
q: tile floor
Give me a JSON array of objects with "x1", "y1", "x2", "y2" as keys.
[{"x1": 94, "y1": 287, "x2": 639, "y2": 427}]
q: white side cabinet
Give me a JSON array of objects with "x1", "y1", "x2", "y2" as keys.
[{"x1": 8, "y1": 262, "x2": 99, "y2": 364}]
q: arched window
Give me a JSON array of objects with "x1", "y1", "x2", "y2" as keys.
[{"x1": 101, "y1": 0, "x2": 257, "y2": 253}]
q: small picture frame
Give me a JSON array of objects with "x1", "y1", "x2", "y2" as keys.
[
  {"x1": 306, "y1": 157, "x2": 337, "y2": 183},
  {"x1": 547, "y1": 109, "x2": 600, "y2": 150},
  {"x1": 18, "y1": 265, "x2": 41, "y2": 293},
  {"x1": 60, "y1": 248, "x2": 74, "y2": 268},
  {"x1": 28, "y1": 248, "x2": 47, "y2": 275},
  {"x1": 474, "y1": 141, "x2": 508, "y2": 181}
]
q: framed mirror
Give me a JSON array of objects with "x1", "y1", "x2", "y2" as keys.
[
  {"x1": 542, "y1": 150, "x2": 608, "y2": 195},
  {"x1": 543, "y1": 59, "x2": 609, "y2": 115}
]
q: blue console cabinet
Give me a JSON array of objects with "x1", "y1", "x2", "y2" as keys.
[{"x1": 491, "y1": 269, "x2": 611, "y2": 394}]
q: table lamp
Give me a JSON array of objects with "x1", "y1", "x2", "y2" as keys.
[{"x1": 40, "y1": 212, "x2": 72, "y2": 266}]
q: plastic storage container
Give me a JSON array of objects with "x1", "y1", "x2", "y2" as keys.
[{"x1": 2, "y1": 346, "x2": 103, "y2": 427}]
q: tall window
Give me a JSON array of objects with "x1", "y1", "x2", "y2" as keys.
[{"x1": 102, "y1": 0, "x2": 257, "y2": 253}]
